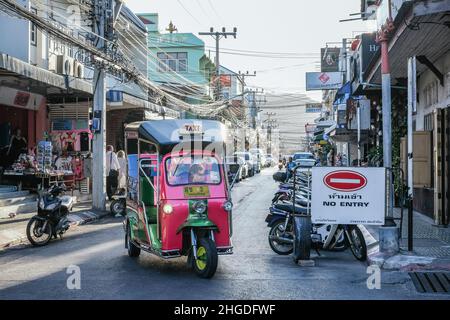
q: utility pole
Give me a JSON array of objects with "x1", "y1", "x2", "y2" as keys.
[
  {"x1": 199, "y1": 27, "x2": 237, "y2": 101},
  {"x1": 92, "y1": 0, "x2": 119, "y2": 210},
  {"x1": 264, "y1": 112, "x2": 277, "y2": 154},
  {"x1": 377, "y1": 12, "x2": 398, "y2": 253},
  {"x1": 237, "y1": 70, "x2": 256, "y2": 104}
]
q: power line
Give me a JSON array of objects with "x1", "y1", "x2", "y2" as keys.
[{"x1": 176, "y1": 0, "x2": 203, "y2": 26}]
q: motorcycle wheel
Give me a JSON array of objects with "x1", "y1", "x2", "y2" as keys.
[
  {"x1": 268, "y1": 220, "x2": 293, "y2": 255},
  {"x1": 26, "y1": 217, "x2": 53, "y2": 247},
  {"x1": 191, "y1": 238, "x2": 218, "y2": 279},
  {"x1": 111, "y1": 199, "x2": 125, "y2": 216},
  {"x1": 346, "y1": 226, "x2": 367, "y2": 261}
]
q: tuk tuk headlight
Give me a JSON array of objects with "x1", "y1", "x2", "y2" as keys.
[
  {"x1": 193, "y1": 201, "x2": 207, "y2": 214},
  {"x1": 223, "y1": 200, "x2": 233, "y2": 212},
  {"x1": 163, "y1": 204, "x2": 173, "y2": 214}
]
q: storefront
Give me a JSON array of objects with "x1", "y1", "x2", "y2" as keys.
[
  {"x1": 0, "y1": 53, "x2": 92, "y2": 193},
  {"x1": 0, "y1": 102, "x2": 93, "y2": 192}
]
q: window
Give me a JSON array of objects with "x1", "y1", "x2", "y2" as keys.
[
  {"x1": 30, "y1": 8, "x2": 37, "y2": 46},
  {"x1": 157, "y1": 52, "x2": 188, "y2": 73},
  {"x1": 424, "y1": 80, "x2": 439, "y2": 107},
  {"x1": 166, "y1": 156, "x2": 221, "y2": 186},
  {"x1": 446, "y1": 72, "x2": 450, "y2": 98},
  {"x1": 424, "y1": 113, "x2": 434, "y2": 131}
]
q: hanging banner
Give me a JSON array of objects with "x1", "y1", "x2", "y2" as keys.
[
  {"x1": 306, "y1": 72, "x2": 343, "y2": 91},
  {"x1": 311, "y1": 167, "x2": 386, "y2": 225}
]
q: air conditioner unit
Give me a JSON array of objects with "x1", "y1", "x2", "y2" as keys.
[
  {"x1": 48, "y1": 54, "x2": 57, "y2": 73},
  {"x1": 56, "y1": 55, "x2": 74, "y2": 76},
  {"x1": 73, "y1": 60, "x2": 84, "y2": 79}
]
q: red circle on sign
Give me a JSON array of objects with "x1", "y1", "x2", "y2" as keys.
[{"x1": 323, "y1": 170, "x2": 367, "y2": 192}]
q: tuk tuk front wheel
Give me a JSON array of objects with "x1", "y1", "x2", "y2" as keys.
[{"x1": 192, "y1": 238, "x2": 218, "y2": 279}]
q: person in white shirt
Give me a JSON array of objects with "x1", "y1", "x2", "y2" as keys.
[
  {"x1": 106, "y1": 145, "x2": 120, "y2": 200},
  {"x1": 117, "y1": 150, "x2": 127, "y2": 190}
]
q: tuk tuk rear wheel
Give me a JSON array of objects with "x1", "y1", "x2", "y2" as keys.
[
  {"x1": 126, "y1": 224, "x2": 140, "y2": 258},
  {"x1": 192, "y1": 238, "x2": 218, "y2": 279}
]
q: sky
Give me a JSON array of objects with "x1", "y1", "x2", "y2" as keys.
[{"x1": 124, "y1": 0, "x2": 373, "y2": 101}]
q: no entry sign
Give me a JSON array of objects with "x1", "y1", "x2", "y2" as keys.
[{"x1": 311, "y1": 167, "x2": 386, "y2": 225}]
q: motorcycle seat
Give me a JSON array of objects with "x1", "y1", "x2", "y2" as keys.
[{"x1": 274, "y1": 202, "x2": 309, "y2": 215}]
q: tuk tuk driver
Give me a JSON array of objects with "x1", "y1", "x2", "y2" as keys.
[{"x1": 189, "y1": 164, "x2": 206, "y2": 183}]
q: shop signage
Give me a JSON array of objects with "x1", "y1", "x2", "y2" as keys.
[
  {"x1": 311, "y1": 167, "x2": 386, "y2": 225},
  {"x1": 305, "y1": 103, "x2": 323, "y2": 113},
  {"x1": 321, "y1": 47, "x2": 340, "y2": 72},
  {"x1": 306, "y1": 72, "x2": 343, "y2": 91},
  {"x1": 0, "y1": 86, "x2": 44, "y2": 110}
]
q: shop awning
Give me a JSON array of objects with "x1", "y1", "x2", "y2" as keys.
[
  {"x1": 313, "y1": 134, "x2": 324, "y2": 142},
  {"x1": 106, "y1": 91, "x2": 180, "y2": 119},
  {"x1": 365, "y1": 1, "x2": 450, "y2": 85},
  {"x1": 0, "y1": 53, "x2": 92, "y2": 95},
  {"x1": 333, "y1": 81, "x2": 352, "y2": 105}
]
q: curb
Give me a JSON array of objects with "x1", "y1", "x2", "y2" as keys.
[{"x1": 0, "y1": 209, "x2": 109, "y2": 251}]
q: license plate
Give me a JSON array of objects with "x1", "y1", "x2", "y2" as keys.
[{"x1": 184, "y1": 186, "x2": 210, "y2": 198}]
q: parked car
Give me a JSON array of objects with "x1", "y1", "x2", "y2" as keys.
[
  {"x1": 236, "y1": 156, "x2": 249, "y2": 178},
  {"x1": 290, "y1": 152, "x2": 316, "y2": 173},
  {"x1": 225, "y1": 156, "x2": 245, "y2": 183},
  {"x1": 293, "y1": 152, "x2": 315, "y2": 164},
  {"x1": 234, "y1": 152, "x2": 257, "y2": 177},
  {"x1": 249, "y1": 148, "x2": 265, "y2": 173},
  {"x1": 265, "y1": 154, "x2": 276, "y2": 167}
]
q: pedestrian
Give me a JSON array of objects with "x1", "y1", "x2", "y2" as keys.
[
  {"x1": 117, "y1": 150, "x2": 127, "y2": 190},
  {"x1": 285, "y1": 156, "x2": 295, "y2": 182},
  {"x1": 7, "y1": 128, "x2": 27, "y2": 165},
  {"x1": 106, "y1": 145, "x2": 120, "y2": 201}
]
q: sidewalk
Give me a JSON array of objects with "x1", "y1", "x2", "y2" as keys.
[
  {"x1": 365, "y1": 208, "x2": 450, "y2": 271},
  {"x1": 0, "y1": 201, "x2": 110, "y2": 250}
]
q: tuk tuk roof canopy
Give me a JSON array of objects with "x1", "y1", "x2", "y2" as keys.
[{"x1": 126, "y1": 120, "x2": 229, "y2": 155}]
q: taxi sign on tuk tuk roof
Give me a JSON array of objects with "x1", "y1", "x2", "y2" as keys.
[
  {"x1": 125, "y1": 120, "x2": 228, "y2": 155},
  {"x1": 179, "y1": 123, "x2": 203, "y2": 135}
]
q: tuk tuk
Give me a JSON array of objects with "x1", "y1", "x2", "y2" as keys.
[{"x1": 123, "y1": 120, "x2": 234, "y2": 278}]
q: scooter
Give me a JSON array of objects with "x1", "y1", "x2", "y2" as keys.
[{"x1": 26, "y1": 184, "x2": 74, "y2": 247}]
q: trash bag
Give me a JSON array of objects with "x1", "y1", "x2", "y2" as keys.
[{"x1": 273, "y1": 171, "x2": 287, "y2": 182}]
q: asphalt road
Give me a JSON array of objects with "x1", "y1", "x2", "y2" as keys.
[{"x1": 0, "y1": 168, "x2": 445, "y2": 300}]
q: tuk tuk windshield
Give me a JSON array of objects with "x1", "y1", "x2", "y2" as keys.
[{"x1": 166, "y1": 156, "x2": 222, "y2": 186}]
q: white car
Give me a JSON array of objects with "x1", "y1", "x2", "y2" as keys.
[{"x1": 234, "y1": 152, "x2": 257, "y2": 177}]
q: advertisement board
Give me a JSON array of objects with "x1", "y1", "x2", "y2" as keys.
[
  {"x1": 306, "y1": 72, "x2": 343, "y2": 91},
  {"x1": 311, "y1": 167, "x2": 386, "y2": 225}
]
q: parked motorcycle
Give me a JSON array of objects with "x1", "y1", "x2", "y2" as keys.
[
  {"x1": 26, "y1": 184, "x2": 74, "y2": 246},
  {"x1": 110, "y1": 188, "x2": 126, "y2": 216},
  {"x1": 267, "y1": 167, "x2": 367, "y2": 262}
]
